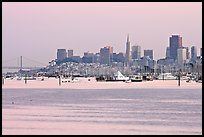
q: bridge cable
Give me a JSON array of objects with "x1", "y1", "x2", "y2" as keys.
[{"x1": 23, "y1": 56, "x2": 47, "y2": 67}]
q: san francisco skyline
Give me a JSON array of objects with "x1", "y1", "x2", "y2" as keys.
[
  {"x1": 2, "y1": 2, "x2": 202, "y2": 67},
  {"x1": 2, "y1": 2, "x2": 202, "y2": 135}
]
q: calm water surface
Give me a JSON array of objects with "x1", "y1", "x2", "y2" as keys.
[{"x1": 2, "y1": 88, "x2": 202, "y2": 135}]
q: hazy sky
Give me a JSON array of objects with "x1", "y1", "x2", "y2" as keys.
[{"x1": 2, "y1": 2, "x2": 202, "y2": 67}]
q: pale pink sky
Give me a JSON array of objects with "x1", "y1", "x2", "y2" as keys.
[{"x1": 2, "y1": 2, "x2": 202, "y2": 67}]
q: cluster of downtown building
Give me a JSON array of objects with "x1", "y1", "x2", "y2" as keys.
[{"x1": 50, "y1": 34, "x2": 202, "y2": 77}]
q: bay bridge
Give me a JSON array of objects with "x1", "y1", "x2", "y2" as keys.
[{"x1": 2, "y1": 56, "x2": 48, "y2": 72}]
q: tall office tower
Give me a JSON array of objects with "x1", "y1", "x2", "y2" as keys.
[
  {"x1": 191, "y1": 46, "x2": 197, "y2": 61},
  {"x1": 105, "y1": 46, "x2": 113, "y2": 63},
  {"x1": 57, "y1": 49, "x2": 67, "y2": 60},
  {"x1": 166, "y1": 47, "x2": 170, "y2": 59},
  {"x1": 187, "y1": 51, "x2": 190, "y2": 60},
  {"x1": 132, "y1": 45, "x2": 141, "y2": 59},
  {"x1": 105, "y1": 46, "x2": 113, "y2": 54},
  {"x1": 125, "y1": 34, "x2": 131, "y2": 64},
  {"x1": 99, "y1": 47, "x2": 110, "y2": 65},
  {"x1": 183, "y1": 46, "x2": 190, "y2": 59},
  {"x1": 68, "y1": 49, "x2": 73, "y2": 57},
  {"x1": 169, "y1": 35, "x2": 182, "y2": 60},
  {"x1": 177, "y1": 47, "x2": 186, "y2": 67},
  {"x1": 183, "y1": 47, "x2": 190, "y2": 59},
  {"x1": 144, "y1": 49, "x2": 153, "y2": 60}
]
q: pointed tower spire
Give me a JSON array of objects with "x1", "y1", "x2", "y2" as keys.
[
  {"x1": 125, "y1": 33, "x2": 131, "y2": 66},
  {"x1": 127, "y1": 33, "x2": 130, "y2": 43}
]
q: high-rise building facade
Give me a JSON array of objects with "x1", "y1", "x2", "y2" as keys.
[
  {"x1": 191, "y1": 46, "x2": 197, "y2": 61},
  {"x1": 82, "y1": 51, "x2": 94, "y2": 63},
  {"x1": 106, "y1": 46, "x2": 113, "y2": 54},
  {"x1": 132, "y1": 45, "x2": 141, "y2": 60},
  {"x1": 99, "y1": 47, "x2": 110, "y2": 65},
  {"x1": 177, "y1": 47, "x2": 186, "y2": 67},
  {"x1": 112, "y1": 52, "x2": 125, "y2": 63},
  {"x1": 144, "y1": 49, "x2": 153, "y2": 60},
  {"x1": 125, "y1": 34, "x2": 131, "y2": 64},
  {"x1": 57, "y1": 49, "x2": 67, "y2": 60},
  {"x1": 183, "y1": 47, "x2": 190, "y2": 59},
  {"x1": 68, "y1": 49, "x2": 73, "y2": 57},
  {"x1": 169, "y1": 35, "x2": 182, "y2": 60},
  {"x1": 166, "y1": 47, "x2": 170, "y2": 59},
  {"x1": 93, "y1": 53, "x2": 100, "y2": 63},
  {"x1": 105, "y1": 46, "x2": 113, "y2": 63}
]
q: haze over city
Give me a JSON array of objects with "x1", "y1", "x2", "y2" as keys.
[
  {"x1": 2, "y1": 2, "x2": 202, "y2": 135},
  {"x1": 2, "y1": 2, "x2": 202, "y2": 67}
]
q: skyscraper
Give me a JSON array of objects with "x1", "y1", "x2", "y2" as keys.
[
  {"x1": 169, "y1": 35, "x2": 182, "y2": 60},
  {"x1": 99, "y1": 47, "x2": 110, "y2": 65},
  {"x1": 57, "y1": 49, "x2": 67, "y2": 61},
  {"x1": 144, "y1": 49, "x2": 153, "y2": 60},
  {"x1": 68, "y1": 49, "x2": 73, "y2": 57},
  {"x1": 105, "y1": 46, "x2": 113, "y2": 64},
  {"x1": 125, "y1": 34, "x2": 131, "y2": 64},
  {"x1": 191, "y1": 46, "x2": 197, "y2": 61},
  {"x1": 166, "y1": 47, "x2": 170, "y2": 59},
  {"x1": 177, "y1": 47, "x2": 186, "y2": 67},
  {"x1": 183, "y1": 47, "x2": 190, "y2": 59},
  {"x1": 106, "y1": 46, "x2": 113, "y2": 55},
  {"x1": 132, "y1": 45, "x2": 141, "y2": 60}
]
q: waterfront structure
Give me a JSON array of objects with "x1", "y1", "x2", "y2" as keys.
[
  {"x1": 125, "y1": 34, "x2": 131, "y2": 65},
  {"x1": 57, "y1": 49, "x2": 67, "y2": 61},
  {"x1": 177, "y1": 47, "x2": 186, "y2": 67},
  {"x1": 100, "y1": 47, "x2": 111, "y2": 65},
  {"x1": 68, "y1": 49, "x2": 73, "y2": 57},
  {"x1": 144, "y1": 49, "x2": 153, "y2": 60},
  {"x1": 157, "y1": 73, "x2": 177, "y2": 80},
  {"x1": 132, "y1": 45, "x2": 141, "y2": 60},
  {"x1": 169, "y1": 35, "x2": 182, "y2": 60},
  {"x1": 191, "y1": 46, "x2": 197, "y2": 61}
]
